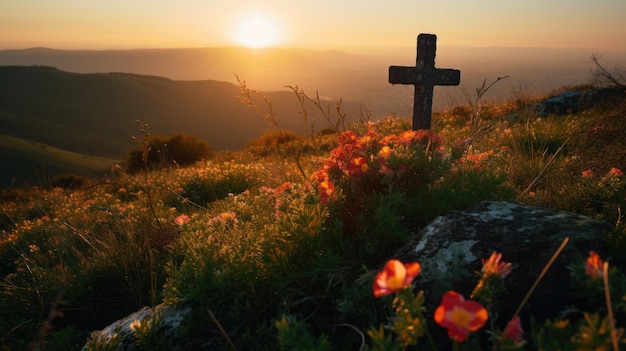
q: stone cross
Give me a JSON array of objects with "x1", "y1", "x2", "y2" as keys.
[{"x1": 389, "y1": 34, "x2": 461, "y2": 130}]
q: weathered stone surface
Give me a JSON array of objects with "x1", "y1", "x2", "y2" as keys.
[
  {"x1": 507, "y1": 87, "x2": 625, "y2": 119},
  {"x1": 82, "y1": 303, "x2": 191, "y2": 351},
  {"x1": 393, "y1": 201, "x2": 612, "y2": 322}
]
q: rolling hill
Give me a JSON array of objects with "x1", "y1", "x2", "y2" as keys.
[{"x1": 0, "y1": 65, "x2": 365, "y2": 187}]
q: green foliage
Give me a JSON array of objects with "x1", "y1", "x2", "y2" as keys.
[{"x1": 276, "y1": 316, "x2": 332, "y2": 351}]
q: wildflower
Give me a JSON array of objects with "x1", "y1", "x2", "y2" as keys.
[
  {"x1": 317, "y1": 179, "x2": 336, "y2": 205},
  {"x1": 585, "y1": 250, "x2": 603, "y2": 280},
  {"x1": 219, "y1": 211, "x2": 237, "y2": 223},
  {"x1": 482, "y1": 251, "x2": 512, "y2": 279},
  {"x1": 373, "y1": 259, "x2": 421, "y2": 297},
  {"x1": 377, "y1": 145, "x2": 393, "y2": 161},
  {"x1": 581, "y1": 169, "x2": 593, "y2": 178},
  {"x1": 434, "y1": 291, "x2": 489, "y2": 342},
  {"x1": 503, "y1": 316, "x2": 524, "y2": 342},
  {"x1": 175, "y1": 214, "x2": 190, "y2": 226},
  {"x1": 348, "y1": 156, "x2": 369, "y2": 175},
  {"x1": 399, "y1": 130, "x2": 417, "y2": 144},
  {"x1": 610, "y1": 167, "x2": 624, "y2": 177}
]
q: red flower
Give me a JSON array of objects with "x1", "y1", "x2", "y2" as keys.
[
  {"x1": 482, "y1": 251, "x2": 512, "y2": 279},
  {"x1": 317, "y1": 179, "x2": 336, "y2": 205},
  {"x1": 434, "y1": 291, "x2": 489, "y2": 342},
  {"x1": 610, "y1": 167, "x2": 624, "y2": 177},
  {"x1": 585, "y1": 251, "x2": 604, "y2": 280},
  {"x1": 348, "y1": 156, "x2": 370, "y2": 176},
  {"x1": 503, "y1": 316, "x2": 524, "y2": 342},
  {"x1": 372, "y1": 259, "x2": 421, "y2": 297},
  {"x1": 581, "y1": 169, "x2": 593, "y2": 178}
]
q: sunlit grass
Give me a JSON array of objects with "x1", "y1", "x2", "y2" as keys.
[{"x1": 0, "y1": 86, "x2": 624, "y2": 350}]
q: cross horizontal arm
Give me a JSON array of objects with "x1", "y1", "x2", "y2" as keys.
[{"x1": 388, "y1": 66, "x2": 460, "y2": 86}]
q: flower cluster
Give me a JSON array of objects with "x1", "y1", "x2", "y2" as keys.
[
  {"x1": 261, "y1": 181, "x2": 321, "y2": 218},
  {"x1": 311, "y1": 122, "x2": 448, "y2": 205},
  {"x1": 371, "y1": 252, "x2": 525, "y2": 346}
]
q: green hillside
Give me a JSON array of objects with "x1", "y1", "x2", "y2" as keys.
[
  {"x1": 0, "y1": 135, "x2": 117, "y2": 187},
  {"x1": 0, "y1": 66, "x2": 364, "y2": 157}
]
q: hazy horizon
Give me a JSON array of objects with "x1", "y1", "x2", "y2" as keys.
[
  {"x1": 3, "y1": 45, "x2": 624, "y2": 117},
  {"x1": 2, "y1": 1, "x2": 626, "y2": 51}
]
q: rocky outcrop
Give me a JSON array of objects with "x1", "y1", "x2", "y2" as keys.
[
  {"x1": 394, "y1": 201, "x2": 612, "y2": 322},
  {"x1": 507, "y1": 87, "x2": 625, "y2": 118},
  {"x1": 82, "y1": 303, "x2": 192, "y2": 351}
]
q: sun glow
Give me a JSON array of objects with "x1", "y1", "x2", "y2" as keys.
[{"x1": 236, "y1": 16, "x2": 280, "y2": 48}]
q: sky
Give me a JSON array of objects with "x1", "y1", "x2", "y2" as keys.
[{"x1": 1, "y1": 0, "x2": 626, "y2": 51}]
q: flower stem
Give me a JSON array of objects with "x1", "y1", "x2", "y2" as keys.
[{"x1": 603, "y1": 262, "x2": 619, "y2": 351}]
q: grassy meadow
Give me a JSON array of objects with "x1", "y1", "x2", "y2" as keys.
[{"x1": 0, "y1": 82, "x2": 625, "y2": 350}]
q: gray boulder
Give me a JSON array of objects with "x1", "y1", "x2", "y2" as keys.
[
  {"x1": 394, "y1": 201, "x2": 612, "y2": 322},
  {"x1": 82, "y1": 303, "x2": 191, "y2": 351}
]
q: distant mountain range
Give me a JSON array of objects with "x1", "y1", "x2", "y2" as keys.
[{"x1": 3, "y1": 45, "x2": 622, "y2": 113}]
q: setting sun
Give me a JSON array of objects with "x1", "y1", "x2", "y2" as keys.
[{"x1": 236, "y1": 16, "x2": 280, "y2": 48}]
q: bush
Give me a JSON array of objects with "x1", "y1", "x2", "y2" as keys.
[
  {"x1": 49, "y1": 173, "x2": 87, "y2": 189},
  {"x1": 126, "y1": 133, "x2": 213, "y2": 173},
  {"x1": 246, "y1": 130, "x2": 300, "y2": 156}
]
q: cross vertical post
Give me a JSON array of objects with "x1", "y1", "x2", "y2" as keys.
[{"x1": 389, "y1": 34, "x2": 461, "y2": 130}]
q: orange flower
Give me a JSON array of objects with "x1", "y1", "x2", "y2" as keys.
[
  {"x1": 610, "y1": 167, "x2": 624, "y2": 177},
  {"x1": 581, "y1": 169, "x2": 593, "y2": 178},
  {"x1": 482, "y1": 251, "x2": 512, "y2": 279},
  {"x1": 372, "y1": 259, "x2": 421, "y2": 297},
  {"x1": 348, "y1": 156, "x2": 370, "y2": 175},
  {"x1": 434, "y1": 291, "x2": 489, "y2": 342},
  {"x1": 377, "y1": 145, "x2": 393, "y2": 161},
  {"x1": 503, "y1": 316, "x2": 524, "y2": 342},
  {"x1": 585, "y1": 251, "x2": 603, "y2": 280}
]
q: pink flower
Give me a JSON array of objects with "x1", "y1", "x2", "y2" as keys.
[
  {"x1": 373, "y1": 259, "x2": 421, "y2": 297},
  {"x1": 434, "y1": 291, "x2": 489, "y2": 342},
  {"x1": 482, "y1": 252, "x2": 512, "y2": 279},
  {"x1": 503, "y1": 316, "x2": 524, "y2": 342},
  {"x1": 175, "y1": 214, "x2": 190, "y2": 226},
  {"x1": 585, "y1": 251, "x2": 603, "y2": 280}
]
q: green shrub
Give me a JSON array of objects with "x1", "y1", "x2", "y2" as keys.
[
  {"x1": 49, "y1": 173, "x2": 87, "y2": 189},
  {"x1": 246, "y1": 130, "x2": 300, "y2": 156},
  {"x1": 126, "y1": 133, "x2": 213, "y2": 172}
]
